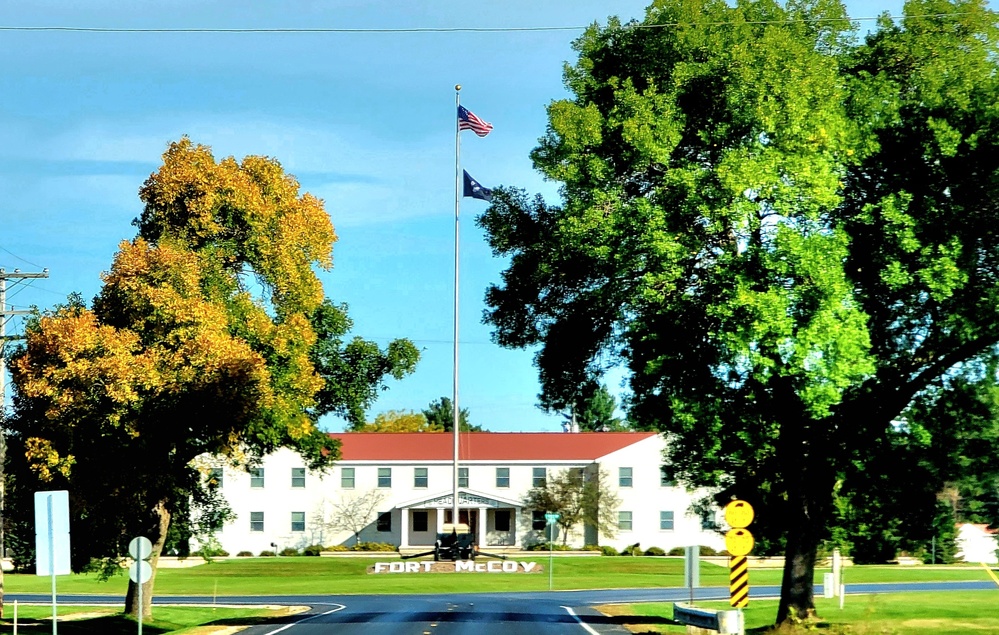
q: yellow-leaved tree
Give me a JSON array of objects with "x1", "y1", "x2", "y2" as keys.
[{"x1": 5, "y1": 138, "x2": 419, "y2": 619}]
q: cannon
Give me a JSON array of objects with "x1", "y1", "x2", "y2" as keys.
[{"x1": 401, "y1": 523, "x2": 508, "y2": 562}]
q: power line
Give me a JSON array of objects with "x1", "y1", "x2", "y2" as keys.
[{"x1": 0, "y1": 13, "x2": 971, "y2": 35}]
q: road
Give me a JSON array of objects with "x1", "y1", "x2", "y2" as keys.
[{"x1": 10, "y1": 581, "x2": 998, "y2": 634}]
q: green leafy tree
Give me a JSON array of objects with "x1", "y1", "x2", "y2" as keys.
[
  {"x1": 523, "y1": 468, "x2": 619, "y2": 545},
  {"x1": 477, "y1": 0, "x2": 999, "y2": 622},
  {"x1": 422, "y1": 396, "x2": 482, "y2": 432},
  {"x1": 5, "y1": 138, "x2": 418, "y2": 619},
  {"x1": 354, "y1": 410, "x2": 442, "y2": 432},
  {"x1": 570, "y1": 385, "x2": 626, "y2": 431}
]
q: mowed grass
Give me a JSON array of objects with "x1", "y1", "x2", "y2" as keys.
[
  {"x1": 3, "y1": 556, "x2": 994, "y2": 597},
  {"x1": 1, "y1": 605, "x2": 288, "y2": 634},
  {"x1": 600, "y1": 590, "x2": 999, "y2": 634}
]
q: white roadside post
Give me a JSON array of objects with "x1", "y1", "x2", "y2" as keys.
[
  {"x1": 34, "y1": 490, "x2": 71, "y2": 635},
  {"x1": 129, "y1": 536, "x2": 153, "y2": 635},
  {"x1": 544, "y1": 512, "x2": 560, "y2": 591}
]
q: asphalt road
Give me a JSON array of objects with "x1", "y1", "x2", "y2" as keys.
[{"x1": 10, "y1": 581, "x2": 998, "y2": 634}]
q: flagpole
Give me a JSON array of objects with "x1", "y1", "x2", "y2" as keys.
[{"x1": 452, "y1": 84, "x2": 462, "y2": 532}]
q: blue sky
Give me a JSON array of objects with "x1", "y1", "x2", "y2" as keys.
[{"x1": 1, "y1": 1, "x2": 908, "y2": 432}]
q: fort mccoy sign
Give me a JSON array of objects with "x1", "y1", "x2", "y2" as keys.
[{"x1": 370, "y1": 560, "x2": 540, "y2": 574}]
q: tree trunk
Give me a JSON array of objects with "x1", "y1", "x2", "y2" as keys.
[
  {"x1": 776, "y1": 485, "x2": 824, "y2": 623},
  {"x1": 125, "y1": 499, "x2": 171, "y2": 620}
]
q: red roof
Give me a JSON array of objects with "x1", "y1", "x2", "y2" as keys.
[{"x1": 328, "y1": 432, "x2": 657, "y2": 462}]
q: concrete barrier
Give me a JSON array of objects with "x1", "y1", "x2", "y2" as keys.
[{"x1": 672, "y1": 603, "x2": 744, "y2": 635}]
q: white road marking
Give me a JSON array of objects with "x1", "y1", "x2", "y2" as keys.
[
  {"x1": 261, "y1": 603, "x2": 347, "y2": 634},
  {"x1": 560, "y1": 605, "x2": 601, "y2": 635}
]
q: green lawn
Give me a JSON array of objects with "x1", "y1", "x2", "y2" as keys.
[
  {"x1": 1, "y1": 605, "x2": 285, "y2": 634},
  {"x1": 3, "y1": 556, "x2": 994, "y2": 596},
  {"x1": 601, "y1": 590, "x2": 999, "y2": 634}
]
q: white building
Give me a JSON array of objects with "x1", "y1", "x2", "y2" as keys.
[
  {"x1": 204, "y1": 432, "x2": 726, "y2": 555},
  {"x1": 955, "y1": 523, "x2": 999, "y2": 564}
]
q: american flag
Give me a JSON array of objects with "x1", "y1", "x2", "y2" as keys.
[{"x1": 458, "y1": 105, "x2": 493, "y2": 137}]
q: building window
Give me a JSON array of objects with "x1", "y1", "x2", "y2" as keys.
[
  {"x1": 532, "y1": 510, "x2": 547, "y2": 531},
  {"x1": 660, "y1": 466, "x2": 675, "y2": 487},
  {"x1": 495, "y1": 510, "x2": 511, "y2": 532},
  {"x1": 458, "y1": 467, "x2": 469, "y2": 488},
  {"x1": 701, "y1": 510, "x2": 718, "y2": 530},
  {"x1": 496, "y1": 467, "x2": 510, "y2": 488},
  {"x1": 532, "y1": 467, "x2": 546, "y2": 488},
  {"x1": 250, "y1": 511, "x2": 264, "y2": 532},
  {"x1": 413, "y1": 511, "x2": 428, "y2": 532},
  {"x1": 291, "y1": 511, "x2": 306, "y2": 532},
  {"x1": 377, "y1": 512, "x2": 392, "y2": 532},
  {"x1": 619, "y1": 467, "x2": 633, "y2": 488},
  {"x1": 291, "y1": 467, "x2": 306, "y2": 488},
  {"x1": 378, "y1": 467, "x2": 392, "y2": 488},
  {"x1": 207, "y1": 468, "x2": 223, "y2": 489},
  {"x1": 414, "y1": 467, "x2": 428, "y2": 488},
  {"x1": 341, "y1": 467, "x2": 355, "y2": 489},
  {"x1": 660, "y1": 511, "x2": 675, "y2": 531},
  {"x1": 250, "y1": 468, "x2": 265, "y2": 488},
  {"x1": 618, "y1": 511, "x2": 633, "y2": 531}
]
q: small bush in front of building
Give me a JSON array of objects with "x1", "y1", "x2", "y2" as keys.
[
  {"x1": 236, "y1": 551, "x2": 254, "y2": 557},
  {"x1": 525, "y1": 543, "x2": 573, "y2": 551},
  {"x1": 600, "y1": 545, "x2": 619, "y2": 557},
  {"x1": 645, "y1": 546, "x2": 666, "y2": 556},
  {"x1": 668, "y1": 547, "x2": 686, "y2": 556},
  {"x1": 582, "y1": 544, "x2": 602, "y2": 552},
  {"x1": 325, "y1": 544, "x2": 349, "y2": 552},
  {"x1": 279, "y1": 547, "x2": 301, "y2": 556},
  {"x1": 351, "y1": 541, "x2": 397, "y2": 552},
  {"x1": 620, "y1": 543, "x2": 642, "y2": 556},
  {"x1": 303, "y1": 544, "x2": 323, "y2": 556},
  {"x1": 699, "y1": 546, "x2": 719, "y2": 556},
  {"x1": 259, "y1": 550, "x2": 276, "y2": 557}
]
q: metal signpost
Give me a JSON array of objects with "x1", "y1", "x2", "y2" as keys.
[
  {"x1": 129, "y1": 536, "x2": 153, "y2": 635},
  {"x1": 544, "y1": 512, "x2": 559, "y2": 591}
]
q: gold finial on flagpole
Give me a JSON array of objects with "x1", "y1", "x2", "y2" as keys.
[{"x1": 455, "y1": 84, "x2": 461, "y2": 91}]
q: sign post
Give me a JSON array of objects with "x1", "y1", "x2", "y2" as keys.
[
  {"x1": 544, "y1": 512, "x2": 559, "y2": 591},
  {"x1": 724, "y1": 500, "x2": 755, "y2": 609},
  {"x1": 34, "y1": 490, "x2": 70, "y2": 635},
  {"x1": 129, "y1": 536, "x2": 153, "y2": 635}
]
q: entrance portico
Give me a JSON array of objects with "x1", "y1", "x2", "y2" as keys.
[{"x1": 396, "y1": 489, "x2": 523, "y2": 549}]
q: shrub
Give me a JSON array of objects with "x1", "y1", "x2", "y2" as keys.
[
  {"x1": 279, "y1": 547, "x2": 300, "y2": 556},
  {"x1": 351, "y1": 541, "x2": 396, "y2": 552},
  {"x1": 525, "y1": 543, "x2": 573, "y2": 551},
  {"x1": 620, "y1": 543, "x2": 642, "y2": 556},
  {"x1": 645, "y1": 546, "x2": 666, "y2": 556},
  {"x1": 236, "y1": 551, "x2": 254, "y2": 557},
  {"x1": 699, "y1": 546, "x2": 718, "y2": 556},
  {"x1": 600, "y1": 545, "x2": 619, "y2": 557},
  {"x1": 303, "y1": 544, "x2": 324, "y2": 557},
  {"x1": 259, "y1": 550, "x2": 276, "y2": 557},
  {"x1": 667, "y1": 547, "x2": 686, "y2": 556},
  {"x1": 325, "y1": 545, "x2": 349, "y2": 552},
  {"x1": 582, "y1": 544, "x2": 602, "y2": 552}
]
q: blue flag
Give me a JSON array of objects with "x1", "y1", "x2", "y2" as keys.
[{"x1": 463, "y1": 170, "x2": 492, "y2": 202}]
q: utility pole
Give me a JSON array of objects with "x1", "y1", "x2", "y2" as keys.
[{"x1": 1, "y1": 267, "x2": 49, "y2": 560}]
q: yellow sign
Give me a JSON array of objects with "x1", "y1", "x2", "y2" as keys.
[
  {"x1": 724, "y1": 500, "x2": 754, "y2": 528},
  {"x1": 725, "y1": 528, "x2": 755, "y2": 557}
]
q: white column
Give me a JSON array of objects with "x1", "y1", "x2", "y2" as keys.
[
  {"x1": 512, "y1": 508, "x2": 521, "y2": 547},
  {"x1": 477, "y1": 507, "x2": 488, "y2": 547},
  {"x1": 399, "y1": 508, "x2": 410, "y2": 548},
  {"x1": 436, "y1": 508, "x2": 444, "y2": 533}
]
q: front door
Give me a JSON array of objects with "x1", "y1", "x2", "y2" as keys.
[{"x1": 444, "y1": 509, "x2": 478, "y2": 537}]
